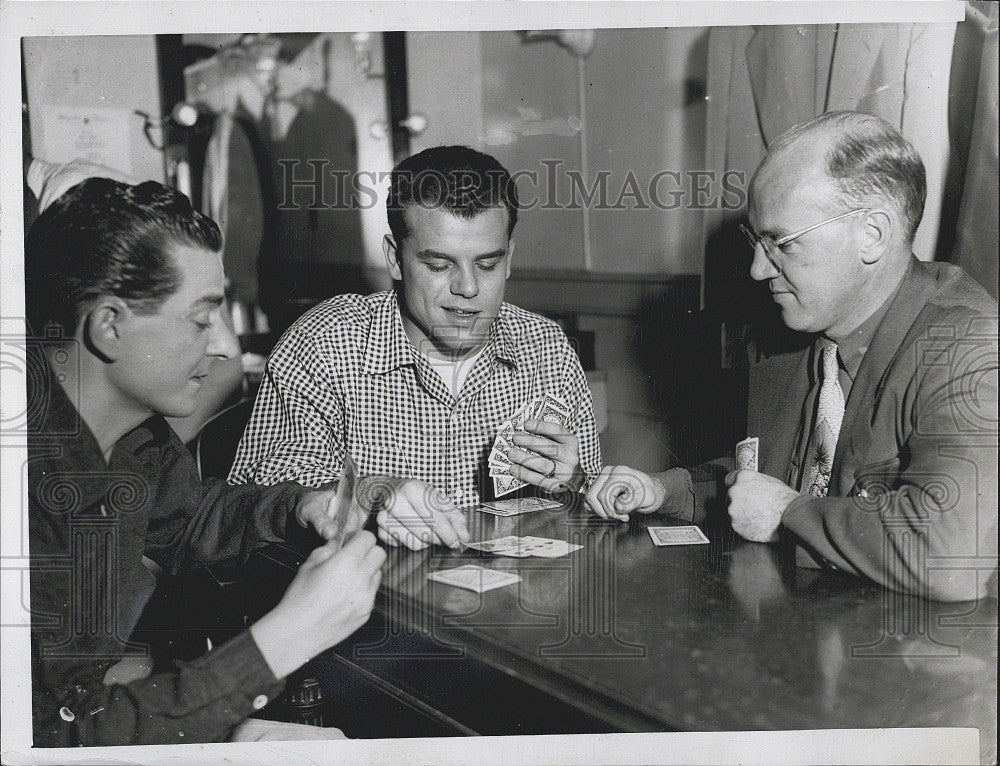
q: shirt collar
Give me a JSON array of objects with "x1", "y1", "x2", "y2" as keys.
[
  {"x1": 362, "y1": 291, "x2": 416, "y2": 374},
  {"x1": 832, "y1": 283, "x2": 900, "y2": 382},
  {"x1": 363, "y1": 290, "x2": 522, "y2": 374},
  {"x1": 30, "y1": 349, "x2": 165, "y2": 512}
]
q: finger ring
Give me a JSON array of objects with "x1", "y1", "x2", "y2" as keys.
[{"x1": 544, "y1": 460, "x2": 557, "y2": 479}]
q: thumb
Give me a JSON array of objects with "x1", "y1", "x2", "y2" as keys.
[{"x1": 305, "y1": 540, "x2": 338, "y2": 567}]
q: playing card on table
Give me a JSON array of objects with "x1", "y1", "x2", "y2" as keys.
[
  {"x1": 427, "y1": 565, "x2": 522, "y2": 592},
  {"x1": 647, "y1": 526, "x2": 710, "y2": 546},
  {"x1": 515, "y1": 536, "x2": 583, "y2": 558},
  {"x1": 735, "y1": 436, "x2": 759, "y2": 471},
  {"x1": 465, "y1": 536, "x2": 532, "y2": 557},
  {"x1": 467, "y1": 535, "x2": 582, "y2": 558},
  {"x1": 479, "y1": 497, "x2": 562, "y2": 516}
]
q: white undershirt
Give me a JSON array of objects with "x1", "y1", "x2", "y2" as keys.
[{"x1": 424, "y1": 347, "x2": 485, "y2": 399}]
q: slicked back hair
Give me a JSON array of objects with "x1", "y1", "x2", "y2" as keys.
[{"x1": 25, "y1": 177, "x2": 222, "y2": 338}]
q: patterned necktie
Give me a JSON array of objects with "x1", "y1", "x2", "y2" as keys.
[{"x1": 800, "y1": 342, "x2": 845, "y2": 497}]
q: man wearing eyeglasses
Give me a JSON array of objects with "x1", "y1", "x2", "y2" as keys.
[{"x1": 586, "y1": 111, "x2": 998, "y2": 602}]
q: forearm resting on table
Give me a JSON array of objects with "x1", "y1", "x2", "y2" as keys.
[{"x1": 651, "y1": 467, "x2": 696, "y2": 521}]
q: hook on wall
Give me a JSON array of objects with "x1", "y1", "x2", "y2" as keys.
[
  {"x1": 521, "y1": 30, "x2": 597, "y2": 58},
  {"x1": 135, "y1": 102, "x2": 201, "y2": 150}
]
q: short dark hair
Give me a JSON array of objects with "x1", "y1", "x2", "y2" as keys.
[
  {"x1": 386, "y1": 145, "x2": 519, "y2": 247},
  {"x1": 25, "y1": 177, "x2": 222, "y2": 337},
  {"x1": 768, "y1": 112, "x2": 927, "y2": 244}
]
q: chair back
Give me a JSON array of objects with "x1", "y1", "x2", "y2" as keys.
[{"x1": 193, "y1": 399, "x2": 255, "y2": 481}]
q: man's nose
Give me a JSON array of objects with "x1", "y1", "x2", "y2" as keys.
[
  {"x1": 749, "y1": 242, "x2": 780, "y2": 282},
  {"x1": 451, "y1": 266, "x2": 479, "y2": 299},
  {"x1": 207, "y1": 311, "x2": 240, "y2": 360}
]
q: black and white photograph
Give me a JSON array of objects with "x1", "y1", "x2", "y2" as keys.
[{"x1": 1, "y1": 2, "x2": 996, "y2": 764}]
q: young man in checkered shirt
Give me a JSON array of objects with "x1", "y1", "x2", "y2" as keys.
[{"x1": 230, "y1": 146, "x2": 601, "y2": 550}]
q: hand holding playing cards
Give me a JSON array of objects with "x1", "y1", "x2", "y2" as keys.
[
  {"x1": 295, "y1": 488, "x2": 366, "y2": 542},
  {"x1": 249, "y1": 531, "x2": 385, "y2": 680},
  {"x1": 584, "y1": 466, "x2": 667, "y2": 521},
  {"x1": 725, "y1": 470, "x2": 799, "y2": 543},
  {"x1": 358, "y1": 476, "x2": 470, "y2": 551},
  {"x1": 508, "y1": 419, "x2": 583, "y2": 493}
]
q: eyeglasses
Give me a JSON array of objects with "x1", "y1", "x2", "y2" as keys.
[{"x1": 740, "y1": 208, "x2": 872, "y2": 269}]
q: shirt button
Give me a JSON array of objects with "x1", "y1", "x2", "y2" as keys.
[
  {"x1": 252, "y1": 694, "x2": 268, "y2": 710},
  {"x1": 59, "y1": 706, "x2": 75, "y2": 722}
]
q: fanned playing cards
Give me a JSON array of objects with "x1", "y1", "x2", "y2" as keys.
[{"x1": 489, "y1": 393, "x2": 571, "y2": 498}]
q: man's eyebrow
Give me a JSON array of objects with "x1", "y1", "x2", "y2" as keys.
[
  {"x1": 474, "y1": 249, "x2": 507, "y2": 261},
  {"x1": 415, "y1": 249, "x2": 507, "y2": 261},
  {"x1": 189, "y1": 295, "x2": 226, "y2": 311}
]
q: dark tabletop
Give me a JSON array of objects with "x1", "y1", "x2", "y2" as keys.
[
  {"x1": 253, "y1": 502, "x2": 997, "y2": 760},
  {"x1": 354, "y1": 504, "x2": 997, "y2": 753}
]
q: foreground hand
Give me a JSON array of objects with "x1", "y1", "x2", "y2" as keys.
[
  {"x1": 358, "y1": 476, "x2": 470, "y2": 551},
  {"x1": 584, "y1": 465, "x2": 667, "y2": 521},
  {"x1": 296, "y1": 488, "x2": 366, "y2": 542},
  {"x1": 250, "y1": 531, "x2": 386, "y2": 679},
  {"x1": 508, "y1": 419, "x2": 582, "y2": 493},
  {"x1": 725, "y1": 469, "x2": 799, "y2": 543}
]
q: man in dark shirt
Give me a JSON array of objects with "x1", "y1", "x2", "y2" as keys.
[{"x1": 24, "y1": 177, "x2": 386, "y2": 746}]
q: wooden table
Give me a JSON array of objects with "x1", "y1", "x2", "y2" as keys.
[{"x1": 249, "y1": 504, "x2": 997, "y2": 761}]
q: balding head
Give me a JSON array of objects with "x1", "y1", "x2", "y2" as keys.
[
  {"x1": 752, "y1": 112, "x2": 926, "y2": 246},
  {"x1": 745, "y1": 112, "x2": 925, "y2": 340}
]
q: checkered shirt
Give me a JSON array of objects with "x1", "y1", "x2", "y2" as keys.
[{"x1": 228, "y1": 290, "x2": 601, "y2": 506}]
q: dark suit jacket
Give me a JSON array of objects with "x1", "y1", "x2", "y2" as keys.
[{"x1": 671, "y1": 258, "x2": 998, "y2": 602}]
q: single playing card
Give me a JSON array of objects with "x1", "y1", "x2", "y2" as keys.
[
  {"x1": 427, "y1": 565, "x2": 522, "y2": 592},
  {"x1": 534, "y1": 393, "x2": 570, "y2": 427},
  {"x1": 736, "y1": 436, "x2": 759, "y2": 471},
  {"x1": 514, "y1": 536, "x2": 583, "y2": 558},
  {"x1": 647, "y1": 526, "x2": 710, "y2": 546},
  {"x1": 493, "y1": 472, "x2": 526, "y2": 497},
  {"x1": 488, "y1": 446, "x2": 513, "y2": 476},
  {"x1": 510, "y1": 400, "x2": 533, "y2": 431},
  {"x1": 465, "y1": 536, "x2": 532, "y2": 557},
  {"x1": 479, "y1": 497, "x2": 561, "y2": 516}
]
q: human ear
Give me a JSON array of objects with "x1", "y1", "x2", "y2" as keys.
[
  {"x1": 383, "y1": 234, "x2": 403, "y2": 281},
  {"x1": 859, "y1": 210, "x2": 893, "y2": 265},
  {"x1": 83, "y1": 297, "x2": 128, "y2": 362},
  {"x1": 504, "y1": 239, "x2": 515, "y2": 279}
]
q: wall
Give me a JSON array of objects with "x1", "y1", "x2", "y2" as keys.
[
  {"x1": 24, "y1": 36, "x2": 165, "y2": 183},
  {"x1": 408, "y1": 29, "x2": 711, "y2": 469},
  {"x1": 409, "y1": 28, "x2": 709, "y2": 275}
]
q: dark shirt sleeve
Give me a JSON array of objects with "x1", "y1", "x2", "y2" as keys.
[
  {"x1": 658, "y1": 460, "x2": 734, "y2": 523},
  {"x1": 32, "y1": 626, "x2": 284, "y2": 746},
  {"x1": 141, "y1": 428, "x2": 310, "y2": 575},
  {"x1": 30, "y1": 421, "x2": 311, "y2": 746}
]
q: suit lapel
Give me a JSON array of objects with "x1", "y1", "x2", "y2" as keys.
[
  {"x1": 749, "y1": 346, "x2": 813, "y2": 485},
  {"x1": 831, "y1": 258, "x2": 938, "y2": 493}
]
